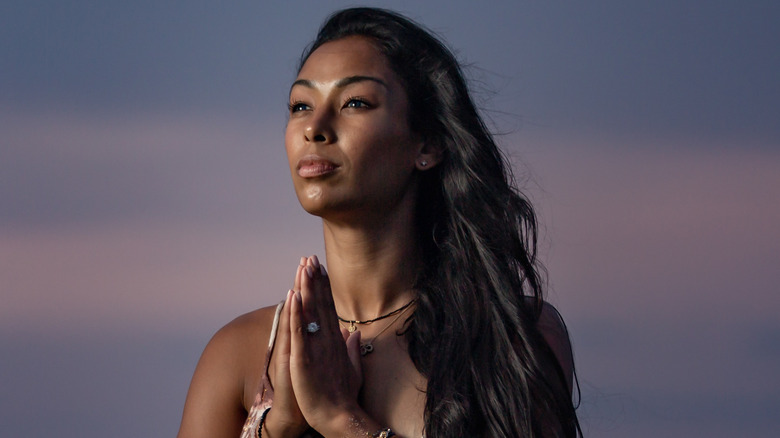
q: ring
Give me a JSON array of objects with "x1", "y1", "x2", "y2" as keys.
[{"x1": 306, "y1": 321, "x2": 321, "y2": 333}]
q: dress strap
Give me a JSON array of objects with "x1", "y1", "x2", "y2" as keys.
[
  {"x1": 240, "y1": 301, "x2": 285, "y2": 438},
  {"x1": 267, "y1": 301, "x2": 285, "y2": 353},
  {"x1": 262, "y1": 301, "x2": 285, "y2": 390}
]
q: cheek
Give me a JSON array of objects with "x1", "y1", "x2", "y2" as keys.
[
  {"x1": 354, "y1": 134, "x2": 416, "y2": 185},
  {"x1": 284, "y1": 125, "x2": 297, "y2": 168}
]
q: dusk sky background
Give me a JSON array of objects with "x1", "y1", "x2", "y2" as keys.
[{"x1": 2, "y1": 1, "x2": 778, "y2": 437}]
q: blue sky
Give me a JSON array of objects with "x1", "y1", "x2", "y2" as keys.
[{"x1": 2, "y1": 1, "x2": 779, "y2": 437}]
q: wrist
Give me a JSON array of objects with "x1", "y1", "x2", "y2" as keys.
[
  {"x1": 319, "y1": 406, "x2": 383, "y2": 438},
  {"x1": 262, "y1": 408, "x2": 309, "y2": 438}
]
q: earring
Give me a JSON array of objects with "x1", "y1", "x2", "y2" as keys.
[{"x1": 419, "y1": 160, "x2": 428, "y2": 167}]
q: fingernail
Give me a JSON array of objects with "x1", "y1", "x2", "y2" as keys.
[
  {"x1": 299, "y1": 256, "x2": 306, "y2": 266},
  {"x1": 306, "y1": 265, "x2": 314, "y2": 278},
  {"x1": 311, "y1": 255, "x2": 320, "y2": 268},
  {"x1": 320, "y1": 264, "x2": 327, "y2": 277}
]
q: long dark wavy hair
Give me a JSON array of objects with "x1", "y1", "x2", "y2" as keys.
[{"x1": 299, "y1": 7, "x2": 581, "y2": 437}]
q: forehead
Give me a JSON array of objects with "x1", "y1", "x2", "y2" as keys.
[{"x1": 296, "y1": 36, "x2": 396, "y2": 84}]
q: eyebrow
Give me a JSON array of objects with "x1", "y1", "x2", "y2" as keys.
[{"x1": 290, "y1": 75, "x2": 388, "y2": 92}]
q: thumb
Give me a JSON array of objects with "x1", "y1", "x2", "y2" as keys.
[{"x1": 346, "y1": 330, "x2": 363, "y2": 380}]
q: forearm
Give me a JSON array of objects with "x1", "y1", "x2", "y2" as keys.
[
  {"x1": 262, "y1": 406, "x2": 393, "y2": 438},
  {"x1": 319, "y1": 407, "x2": 394, "y2": 438},
  {"x1": 261, "y1": 407, "x2": 309, "y2": 438}
]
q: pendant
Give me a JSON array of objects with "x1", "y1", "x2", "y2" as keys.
[
  {"x1": 348, "y1": 322, "x2": 357, "y2": 333},
  {"x1": 359, "y1": 342, "x2": 374, "y2": 356}
]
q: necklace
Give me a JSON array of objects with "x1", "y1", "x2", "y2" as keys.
[
  {"x1": 339, "y1": 301, "x2": 413, "y2": 356},
  {"x1": 337, "y1": 298, "x2": 417, "y2": 333}
]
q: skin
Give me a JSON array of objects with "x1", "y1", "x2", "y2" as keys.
[{"x1": 177, "y1": 36, "x2": 574, "y2": 438}]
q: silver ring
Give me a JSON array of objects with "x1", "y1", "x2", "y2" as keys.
[{"x1": 306, "y1": 321, "x2": 321, "y2": 333}]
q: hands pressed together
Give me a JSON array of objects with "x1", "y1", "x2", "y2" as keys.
[{"x1": 263, "y1": 256, "x2": 371, "y2": 437}]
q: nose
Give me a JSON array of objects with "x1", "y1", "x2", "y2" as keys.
[{"x1": 304, "y1": 110, "x2": 335, "y2": 144}]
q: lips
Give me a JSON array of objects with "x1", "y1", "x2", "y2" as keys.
[{"x1": 297, "y1": 155, "x2": 340, "y2": 178}]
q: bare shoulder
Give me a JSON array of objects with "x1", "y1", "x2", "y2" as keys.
[
  {"x1": 536, "y1": 301, "x2": 574, "y2": 392},
  {"x1": 198, "y1": 304, "x2": 280, "y2": 383},
  {"x1": 211, "y1": 304, "x2": 280, "y2": 355},
  {"x1": 177, "y1": 304, "x2": 281, "y2": 438}
]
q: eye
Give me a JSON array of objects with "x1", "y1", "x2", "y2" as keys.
[
  {"x1": 343, "y1": 97, "x2": 371, "y2": 109},
  {"x1": 288, "y1": 101, "x2": 310, "y2": 113}
]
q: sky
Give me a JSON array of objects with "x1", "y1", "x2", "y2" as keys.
[{"x1": 1, "y1": 1, "x2": 779, "y2": 437}]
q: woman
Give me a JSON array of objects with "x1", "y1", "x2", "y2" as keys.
[{"x1": 178, "y1": 7, "x2": 581, "y2": 438}]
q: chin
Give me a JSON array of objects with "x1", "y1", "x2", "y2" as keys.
[
  {"x1": 299, "y1": 203, "x2": 327, "y2": 218},
  {"x1": 296, "y1": 193, "x2": 334, "y2": 218},
  {"x1": 297, "y1": 197, "x2": 365, "y2": 223}
]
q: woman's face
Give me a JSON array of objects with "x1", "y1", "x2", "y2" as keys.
[{"x1": 285, "y1": 36, "x2": 423, "y2": 221}]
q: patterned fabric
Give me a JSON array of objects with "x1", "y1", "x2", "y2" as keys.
[{"x1": 240, "y1": 404, "x2": 270, "y2": 438}]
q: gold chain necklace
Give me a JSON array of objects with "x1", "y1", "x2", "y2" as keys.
[
  {"x1": 339, "y1": 301, "x2": 413, "y2": 356},
  {"x1": 337, "y1": 298, "x2": 417, "y2": 333}
]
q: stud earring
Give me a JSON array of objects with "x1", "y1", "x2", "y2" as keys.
[{"x1": 419, "y1": 160, "x2": 428, "y2": 167}]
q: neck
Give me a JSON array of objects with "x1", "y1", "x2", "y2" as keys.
[{"x1": 321, "y1": 203, "x2": 421, "y2": 321}]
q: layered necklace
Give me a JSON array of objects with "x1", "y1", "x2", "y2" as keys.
[{"x1": 338, "y1": 298, "x2": 416, "y2": 356}]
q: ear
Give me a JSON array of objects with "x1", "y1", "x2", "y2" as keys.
[{"x1": 414, "y1": 139, "x2": 443, "y2": 171}]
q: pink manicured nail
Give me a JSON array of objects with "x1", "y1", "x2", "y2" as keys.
[
  {"x1": 299, "y1": 257, "x2": 306, "y2": 266},
  {"x1": 311, "y1": 255, "x2": 320, "y2": 268},
  {"x1": 319, "y1": 264, "x2": 327, "y2": 277},
  {"x1": 306, "y1": 265, "x2": 314, "y2": 278}
]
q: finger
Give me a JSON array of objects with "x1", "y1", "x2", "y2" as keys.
[
  {"x1": 304, "y1": 256, "x2": 333, "y2": 310},
  {"x1": 309, "y1": 257, "x2": 336, "y2": 311},
  {"x1": 289, "y1": 289, "x2": 306, "y2": 364},
  {"x1": 268, "y1": 291, "x2": 307, "y2": 433},
  {"x1": 319, "y1": 262, "x2": 328, "y2": 278},
  {"x1": 276, "y1": 290, "x2": 293, "y2": 362},
  {"x1": 309, "y1": 254, "x2": 321, "y2": 270},
  {"x1": 293, "y1": 257, "x2": 305, "y2": 292},
  {"x1": 346, "y1": 330, "x2": 363, "y2": 381},
  {"x1": 273, "y1": 291, "x2": 294, "y2": 398},
  {"x1": 299, "y1": 261, "x2": 315, "y2": 322},
  {"x1": 302, "y1": 258, "x2": 338, "y2": 334}
]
